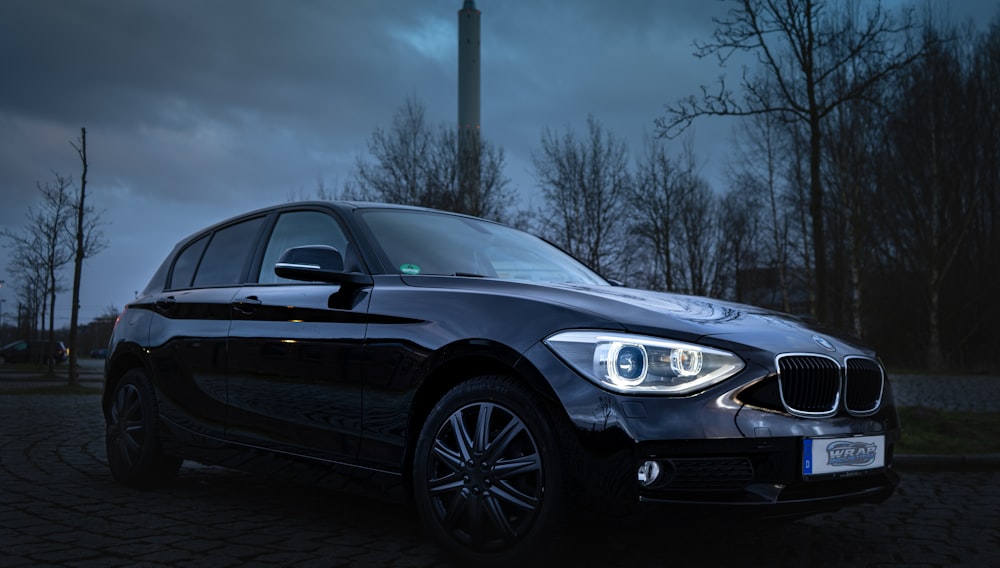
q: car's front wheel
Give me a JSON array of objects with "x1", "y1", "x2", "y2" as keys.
[
  {"x1": 105, "y1": 368, "x2": 181, "y2": 486},
  {"x1": 412, "y1": 375, "x2": 567, "y2": 565}
]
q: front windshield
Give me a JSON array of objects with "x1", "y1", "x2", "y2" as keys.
[{"x1": 357, "y1": 209, "x2": 608, "y2": 286}]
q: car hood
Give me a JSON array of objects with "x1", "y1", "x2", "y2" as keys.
[
  {"x1": 556, "y1": 283, "x2": 871, "y2": 356},
  {"x1": 401, "y1": 276, "x2": 873, "y2": 358}
]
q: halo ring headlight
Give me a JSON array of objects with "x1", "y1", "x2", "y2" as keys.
[
  {"x1": 546, "y1": 330, "x2": 745, "y2": 395},
  {"x1": 606, "y1": 342, "x2": 647, "y2": 386}
]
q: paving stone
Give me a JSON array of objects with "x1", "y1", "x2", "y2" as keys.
[{"x1": 28, "y1": 547, "x2": 102, "y2": 564}]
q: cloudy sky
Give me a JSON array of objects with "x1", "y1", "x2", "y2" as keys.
[{"x1": 0, "y1": 0, "x2": 995, "y2": 328}]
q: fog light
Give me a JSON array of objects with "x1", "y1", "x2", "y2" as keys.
[{"x1": 637, "y1": 460, "x2": 661, "y2": 487}]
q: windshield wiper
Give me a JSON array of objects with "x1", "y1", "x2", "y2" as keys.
[{"x1": 453, "y1": 272, "x2": 486, "y2": 278}]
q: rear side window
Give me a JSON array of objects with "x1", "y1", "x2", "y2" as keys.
[
  {"x1": 257, "y1": 211, "x2": 349, "y2": 284},
  {"x1": 169, "y1": 236, "x2": 209, "y2": 289},
  {"x1": 168, "y1": 217, "x2": 265, "y2": 289},
  {"x1": 190, "y1": 216, "x2": 267, "y2": 288}
]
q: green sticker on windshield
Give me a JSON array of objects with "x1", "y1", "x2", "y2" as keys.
[{"x1": 400, "y1": 263, "x2": 421, "y2": 275}]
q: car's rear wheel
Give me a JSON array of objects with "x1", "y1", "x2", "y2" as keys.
[
  {"x1": 105, "y1": 368, "x2": 181, "y2": 486},
  {"x1": 412, "y1": 375, "x2": 566, "y2": 565}
]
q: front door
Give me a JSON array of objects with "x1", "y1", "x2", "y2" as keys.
[{"x1": 224, "y1": 209, "x2": 368, "y2": 464}]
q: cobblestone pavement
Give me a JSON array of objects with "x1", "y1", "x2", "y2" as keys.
[{"x1": 2, "y1": 393, "x2": 999, "y2": 567}]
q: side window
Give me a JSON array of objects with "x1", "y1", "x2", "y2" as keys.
[
  {"x1": 192, "y1": 216, "x2": 267, "y2": 287},
  {"x1": 168, "y1": 236, "x2": 209, "y2": 290},
  {"x1": 257, "y1": 211, "x2": 349, "y2": 284}
]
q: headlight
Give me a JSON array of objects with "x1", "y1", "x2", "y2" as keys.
[{"x1": 544, "y1": 330, "x2": 745, "y2": 395}]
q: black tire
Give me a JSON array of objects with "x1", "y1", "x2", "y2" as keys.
[
  {"x1": 105, "y1": 368, "x2": 182, "y2": 486},
  {"x1": 412, "y1": 375, "x2": 567, "y2": 566}
]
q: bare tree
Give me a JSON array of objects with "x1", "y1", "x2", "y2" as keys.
[
  {"x1": 286, "y1": 176, "x2": 351, "y2": 202},
  {"x1": 7, "y1": 243, "x2": 48, "y2": 340},
  {"x1": 627, "y1": 137, "x2": 729, "y2": 295},
  {"x1": 961, "y1": 17, "x2": 1000, "y2": 369},
  {"x1": 1, "y1": 174, "x2": 75, "y2": 374},
  {"x1": 350, "y1": 96, "x2": 513, "y2": 221},
  {"x1": 531, "y1": 115, "x2": 630, "y2": 279},
  {"x1": 727, "y1": 109, "x2": 795, "y2": 311},
  {"x1": 657, "y1": 0, "x2": 924, "y2": 322},
  {"x1": 66, "y1": 128, "x2": 107, "y2": 385},
  {"x1": 717, "y1": 178, "x2": 763, "y2": 302},
  {"x1": 674, "y1": 174, "x2": 724, "y2": 297},
  {"x1": 823, "y1": 93, "x2": 884, "y2": 337},
  {"x1": 876, "y1": 24, "x2": 988, "y2": 369},
  {"x1": 353, "y1": 97, "x2": 432, "y2": 205},
  {"x1": 628, "y1": 135, "x2": 685, "y2": 291}
]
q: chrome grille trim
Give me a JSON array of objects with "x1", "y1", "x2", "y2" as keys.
[
  {"x1": 775, "y1": 353, "x2": 886, "y2": 418},
  {"x1": 844, "y1": 356, "x2": 884, "y2": 416},
  {"x1": 776, "y1": 353, "x2": 841, "y2": 418}
]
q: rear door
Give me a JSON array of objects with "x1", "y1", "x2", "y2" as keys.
[{"x1": 147, "y1": 215, "x2": 268, "y2": 437}]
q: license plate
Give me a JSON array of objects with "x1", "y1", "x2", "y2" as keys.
[{"x1": 803, "y1": 435, "x2": 885, "y2": 476}]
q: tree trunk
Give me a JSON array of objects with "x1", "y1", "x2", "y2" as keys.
[
  {"x1": 68, "y1": 128, "x2": 88, "y2": 387},
  {"x1": 809, "y1": 113, "x2": 827, "y2": 323},
  {"x1": 927, "y1": 270, "x2": 943, "y2": 370}
]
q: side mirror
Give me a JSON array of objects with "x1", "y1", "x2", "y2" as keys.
[{"x1": 274, "y1": 245, "x2": 373, "y2": 286}]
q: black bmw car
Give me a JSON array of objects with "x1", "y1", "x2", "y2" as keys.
[{"x1": 103, "y1": 201, "x2": 899, "y2": 564}]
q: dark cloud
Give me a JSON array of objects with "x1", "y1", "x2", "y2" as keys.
[
  {"x1": 0, "y1": 0, "x2": 996, "y2": 325},
  {"x1": 0, "y1": 1, "x2": 729, "y2": 212}
]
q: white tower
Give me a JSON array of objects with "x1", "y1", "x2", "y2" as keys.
[{"x1": 458, "y1": 0, "x2": 481, "y2": 213}]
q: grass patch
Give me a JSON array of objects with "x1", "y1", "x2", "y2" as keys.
[{"x1": 897, "y1": 406, "x2": 1000, "y2": 455}]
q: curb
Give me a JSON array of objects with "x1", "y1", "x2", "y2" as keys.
[{"x1": 0, "y1": 368, "x2": 105, "y2": 391}]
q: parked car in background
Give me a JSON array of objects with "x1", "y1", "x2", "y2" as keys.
[
  {"x1": 103, "y1": 201, "x2": 900, "y2": 565},
  {"x1": 0, "y1": 339, "x2": 68, "y2": 365}
]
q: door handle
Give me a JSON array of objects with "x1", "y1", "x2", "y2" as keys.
[{"x1": 232, "y1": 296, "x2": 263, "y2": 314}]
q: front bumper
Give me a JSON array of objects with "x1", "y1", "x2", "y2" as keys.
[
  {"x1": 632, "y1": 437, "x2": 898, "y2": 511},
  {"x1": 519, "y1": 342, "x2": 900, "y2": 517}
]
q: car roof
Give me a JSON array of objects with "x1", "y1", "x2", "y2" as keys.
[{"x1": 172, "y1": 201, "x2": 482, "y2": 248}]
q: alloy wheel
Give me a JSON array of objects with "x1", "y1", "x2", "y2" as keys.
[
  {"x1": 108, "y1": 382, "x2": 146, "y2": 471},
  {"x1": 425, "y1": 401, "x2": 545, "y2": 551}
]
